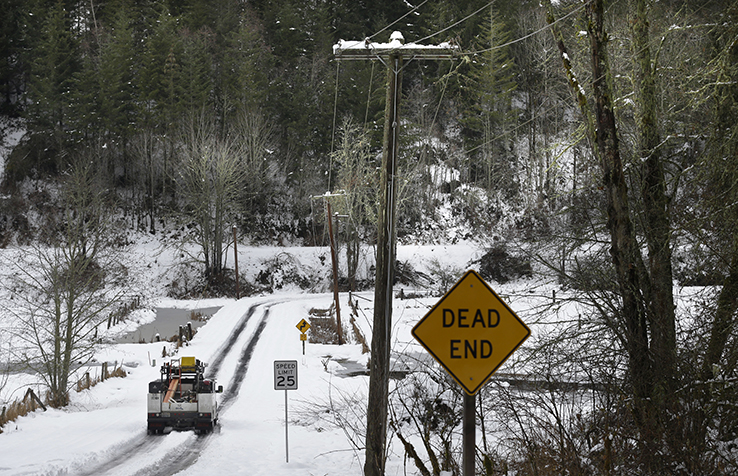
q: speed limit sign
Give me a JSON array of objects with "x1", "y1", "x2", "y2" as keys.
[
  {"x1": 274, "y1": 360, "x2": 298, "y2": 390},
  {"x1": 274, "y1": 360, "x2": 298, "y2": 462}
]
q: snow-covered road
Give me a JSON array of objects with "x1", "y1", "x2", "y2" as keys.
[{"x1": 0, "y1": 294, "x2": 376, "y2": 476}]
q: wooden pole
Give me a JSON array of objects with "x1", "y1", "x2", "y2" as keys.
[
  {"x1": 364, "y1": 51, "x2": 402, "y2": 476},
  {"x1": 327, "y1": 201, "x2": 343, "y2": 345},
  {"x1": 334, "y1": 32, "x2": 458, "y2": 476},
  {"x1": 233, "y1": 225, "x2": 240, "y2": 299},
  {"x1": 24, "y1": 389, "x2": 47, "y2": 411}
]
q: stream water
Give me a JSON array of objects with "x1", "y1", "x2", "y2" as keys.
[{"x1": 117, "y1": 306, "x2": 221, "y2": 344}]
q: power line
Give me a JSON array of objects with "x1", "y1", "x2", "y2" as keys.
[
  {"x1": 416, "y1": 0, "x2": 496, "y2": 44},
  {"x1": 468, "y1": 1, "x2": 592, "y2": 56},
  {"x1": 368, "y1": 0, "x2": 431, "y2": 40},
  {"x1": 371, "y1": 0, "x2": 592, "y2": 59}
]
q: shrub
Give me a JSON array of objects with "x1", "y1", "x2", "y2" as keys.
[{"x1": 478, "y1": 244, "x2": 532, "y2": 284}]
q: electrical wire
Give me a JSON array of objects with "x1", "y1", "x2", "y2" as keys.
[
  {"x1": 464, "y1": 96, "x2": 582, "y2": 157},
  {"x1": 368, "y1": 0, "x2": 431, "y2": 41},
  {"x1": 415, "y1": 0, "x2": 496, "y2": 44},
  {"x1": 468, "y1": 0, "x2": 592, "y2": 56},
  {"x1": 364, "y1": 0, "x2": 592, "y2": 63}
]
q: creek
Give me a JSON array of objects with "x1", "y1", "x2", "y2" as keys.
[{"x1": 117, "y1": 306, "x2": 221, "y2": 344}]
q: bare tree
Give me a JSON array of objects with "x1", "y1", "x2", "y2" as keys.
[
  {"x1": 331, "y1": 116, "x2": 378, "y2": 291},
  {"x1": 0, "y1": 339, "x2": 10, "y2": 403},
  {"x1": 176, "y1": 113, "x2": 246, "y2": 280},
  {"x1": 130, "y1": 128, "x2": 165, "y2": 234},
  {"x1": 10, "y1": 156, "x2": 123, "y2": 407},
  {"x1": 235, "y1": 106, "x2": 277, "y2": 225},
  {"x1": 543, "y1": 0, "x2": 728, "y2": 470}
]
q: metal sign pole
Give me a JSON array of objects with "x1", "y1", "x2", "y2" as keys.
[
  {"x1": 275, "y1": 360, "x2": 297, "y2": 462},
  {"x1": 285, "y1": 388, "x2": 289, "y2": 463},
  {"x1": 411, "y1": 270, "x2": 531, "y2": 476},
  {"x1": 463, "y1": 393, "x2": 475, "y2": 476}
]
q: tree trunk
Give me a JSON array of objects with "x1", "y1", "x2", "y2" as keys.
[
  {"x1": 586, "y1": 0, "x2": 656, "y2": 456},
  {"x1": 630, "y1": 0, "x2": 677, "y2": 404},
  {"x1": 702, "y1": 239, "x2": 738, "y2": 378}
]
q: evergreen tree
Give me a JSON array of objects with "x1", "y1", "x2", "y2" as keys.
[
  {"x1": 97, "y1": 6, "x2": 137, "y2": 146},
  {"x1": 72, "y1": 46, "x2": 101, "y2": 142},
  {"x1": 0, "y1": 0, "x2": 26, "y2": 115},
  {"x1": 137, "y1": 7, "x2": 180, "y2": 131},
  {"x1": 220, "y1": 12, "x2": 272, "y2": 118},
  {"x1": 25, "y1": 0, "x2": 80, "y2": 171},
  {"x1": 463, "y1": 5, "x2": 518, "y2": 198},
  {"x1": 176, "y1": 27, "x2": 213, "y2": 118}
]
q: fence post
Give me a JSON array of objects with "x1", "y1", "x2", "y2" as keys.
[{"x1": 24, "y1": 389, "x2": 47, "y2": 412}]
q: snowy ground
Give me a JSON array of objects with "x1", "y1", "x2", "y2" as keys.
[
  {"x1": 0, "y1": 235, "x2": 557, "y2": 475},
  {"x1": 0, "y1": 228, "x2": 710, "y2": 475}
]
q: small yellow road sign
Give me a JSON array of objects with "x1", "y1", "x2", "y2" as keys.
[
  {"x1": 296, "y1": 318, "x2": 311, "y2": 333},
  {"x1": 411, "y1": 270, "x2": 530, "y2": 395}
]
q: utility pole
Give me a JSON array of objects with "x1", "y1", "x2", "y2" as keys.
[
  {"x1": 312, "y1": 191, "x2": 348, "y2": 345},
  {"x1": 326, "y1": 200, "x2": 343, "y2": 345},
  {"x1": 233, "y1": 225, "x2": 240, "y2": 299},
  {"x1": 333, "y1": 32, "x2": 458, "y2": 476}
]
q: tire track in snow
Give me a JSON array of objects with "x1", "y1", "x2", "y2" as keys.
[
  {"x1": 75, "y1": 301, "x2": 272, "y2": 476},
  {"x1": 142, "y1": 309, "x2": 270, "y2": 476},
  {"x1": 218, "y1": 309, "x2": 269, "y2": 411}
]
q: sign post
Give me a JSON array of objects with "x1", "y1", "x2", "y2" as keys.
[
  {"x1": 274, "y1": 360, "x2": 298, "y2": 462},
  {"x1": 296, "y1": 319, "x2": 311, "y2": 355},
  {"x1": 412, "y1": 270, "x2": 530, "y2": 476}
]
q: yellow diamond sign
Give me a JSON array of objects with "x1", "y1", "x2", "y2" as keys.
[
  {"x1": 412, "y1": 270, "x2": 530, "y2": 395},
  {"x1": 296, "y1": 318, "x2": 311, "y2": 333}
]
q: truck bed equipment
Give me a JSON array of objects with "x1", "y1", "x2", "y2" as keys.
[{"x1": 147, "y1": 356, "x2": 223, "y2": 434}]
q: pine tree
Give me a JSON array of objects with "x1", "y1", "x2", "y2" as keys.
[
  {"x1": 25, "y1": 0, "x2": 80, "y2": 170},
  {"x1": 97, "y1": 6, "x2": 137, "y2": 146},
  {"x1": 220, "y1": 14, "x2": 271, "y2": 115},
  {"x1": 0, "y1": 0, "x2": 26, "y2": 115},
  {"x1": 463, "y1": 5, "x2": 518, "y2": 198},
  {"x1": 176, "y1": 27, "x2": 213, "y2": 117},
  {"x1": 137, "y1": 7, "x2": 180, "y2": 131}
]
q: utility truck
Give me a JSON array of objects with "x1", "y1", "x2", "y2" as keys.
[{"x1": 147, "y1": 356, "x2": 222, "y2": 434}]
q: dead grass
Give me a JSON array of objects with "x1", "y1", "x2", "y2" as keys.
[
  {"x1": 308, "y1": 307, "x2": 349, "y2": 345},
  {"x1": 75, "y1": 364, "x2": 127, "y2": 392},
  {"x1": 0, "y1": 398, "x2": 38, "y2": 433},
  {"x1": 1, "y1": 364, "x2": 128, "y2": 433}
]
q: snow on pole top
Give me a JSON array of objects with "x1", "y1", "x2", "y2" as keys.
[
  {"x1": 333, "y1": 31, "x2": 459, "y2": 60},
  {"x1": 389, "y1": 31, "x2": 405, "y2": 45}
]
